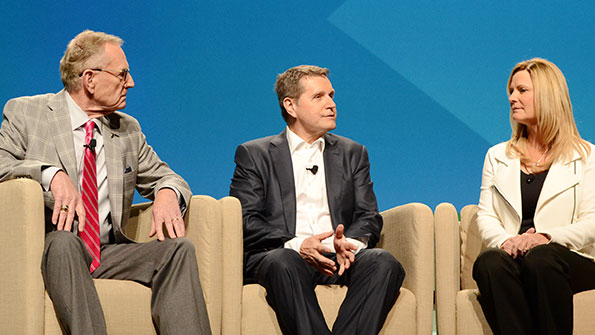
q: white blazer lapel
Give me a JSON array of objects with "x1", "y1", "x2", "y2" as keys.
[
  {"x1": 535, "y1": 156, "x2": 581, "y2": 214},
  {"x1": 492, "y1": 152, "x2": 523, "y2": 219}
]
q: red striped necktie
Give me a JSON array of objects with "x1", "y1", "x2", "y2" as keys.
[{"x1": 80, "y1": 120, "x2": 100, "y2": 273}]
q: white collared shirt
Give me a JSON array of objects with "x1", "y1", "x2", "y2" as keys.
[{"x1": 284, "y1": 127, "x2": 366, "y2": 254}]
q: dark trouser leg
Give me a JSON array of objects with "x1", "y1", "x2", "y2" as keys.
[
  {"x1": 42, "y1": 231, "x2": 106, "y2": 335},
  {"x1": 252, "y1": 248, "x2": 330, "y2": 335},
  {"x1": 473, "y1": 248, "x2": 534, "y2": 335},
  {"x1": 331, "y1": 249, "x2": 404, "y2": 335},
  {"x1": 522, "y1": 243, "x2": 595, "y2": 335},
  {"x1": 93, "y1": 237, "x2": 211, "y2": 335}
]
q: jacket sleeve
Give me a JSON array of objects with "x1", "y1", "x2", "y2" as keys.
[
  {"x1": 343, "y1": 145, "x2": 383, "y2": 248},
  {"x1": 229, "y1": 143, "x2": 293, "y2": 253},
  {"x1": 133, "y1": 123, "x2": 191, "y2": 210},
  {"x1": 477, "y1": 147, "x2": 513, "y2": 248},
  {"x1": 0, "y1": 98, "x2": 46, "y2": 183},
  {"x1": 542, "y1": 150, "x2": 595, "y2": 250}
]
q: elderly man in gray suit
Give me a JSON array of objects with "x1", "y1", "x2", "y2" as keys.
[
  {"x1": 0, "y1": 30, "x2": 211, "y2": 335},
  {"x1": 230, "y1": 65, "x2": 405, "y2": 335}
]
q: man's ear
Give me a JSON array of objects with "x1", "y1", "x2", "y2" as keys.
[
  {"x1": 81, "y1": 71, "x2": 96, "y2": 94},
  {"x1": 283, "y1": 97, "x2": 297, "y2": 119}
]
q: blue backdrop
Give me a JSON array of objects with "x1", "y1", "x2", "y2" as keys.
[{"x1": 1, "y1": 1, "x2": 594, "y2": 212}]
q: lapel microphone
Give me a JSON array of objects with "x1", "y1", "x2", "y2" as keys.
[
  {"x1": 306, "y1": 165, "x2": 318, "y2": 175},
  {"x1": 526, "y1": 173, "x2": 535, "y2": 184},
  {"x1": 84, "y1": 139, "x2": 97, "y2": 151}
]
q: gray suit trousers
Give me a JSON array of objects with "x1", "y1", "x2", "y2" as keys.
[{"x1": 41, "y1": 231, "x2": 211, "y2": 335}]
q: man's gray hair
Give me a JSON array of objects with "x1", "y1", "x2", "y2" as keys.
[{"x1": 60, "y1": 30, "x2": 123, "y2": 92}]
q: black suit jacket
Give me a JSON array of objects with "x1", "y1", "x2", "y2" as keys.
[{"x1": 230, "y1": 129, "x2": 383, "y2": 273}]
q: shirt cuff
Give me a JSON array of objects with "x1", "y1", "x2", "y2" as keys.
[
  {"x1": 284, "y1": 237, "x2": 307, "y2": 253},
  {"x1": 41, "y1": 167, "x2": 62, "y2": 192},
  {"x1": 346, "y1": 237, "x2": 367, "y2": 255}
]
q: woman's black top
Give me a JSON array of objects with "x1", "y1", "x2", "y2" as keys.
[{"x1": 519, "y1": 170, "x2": 549, "y2": 234}]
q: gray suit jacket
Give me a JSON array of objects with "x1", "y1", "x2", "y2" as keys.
[
  {"x1": 0, "y1": 90, "x2": 191, "y2": 243},
  {"x1": 230, "y1": 129, "x2": 383, "y2": 273}
]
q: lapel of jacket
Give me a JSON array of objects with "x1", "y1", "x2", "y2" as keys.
[
  {"x1": 323, "y1": 133, "x2": 342, "y2": 229},
  {"x1": 98, "y1": 113, "x2": 124, "y2": 230},
  {"x1": 492, "y1": 150, "x2": 522, "y2": 219},
  {"x1": 46, "y1": 90, "x2": 78, "y2": 187},
  {"x1": 535, "y1": 154, "x2": 581, "y2": 214},
  {"x1": 270, "y1": 130, "x2": 297, "y2": 234}
]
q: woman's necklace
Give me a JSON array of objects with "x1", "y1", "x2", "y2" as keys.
[{"x1": 526, "y1": 148, "x2": 549, "y2": 174}]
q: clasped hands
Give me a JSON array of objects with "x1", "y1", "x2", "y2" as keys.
[
  {"x1": 299, "y1": 224, "x2": 357, "y2": 276},
  {"x1": 49, "y1": 171, "x2": 183, "y2": 241},
  {"x1": 500, "y1": 227, "x2": 550, "y2": 258}
]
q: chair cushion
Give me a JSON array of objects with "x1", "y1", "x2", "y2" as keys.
[
  {"x1": 44, "y1": 279, "x2": 155, "y2": 335},
  {"x1": 241, "y1": 284, "x2": 416, "y2": 335}
]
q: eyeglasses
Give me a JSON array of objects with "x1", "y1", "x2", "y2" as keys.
[{"x1": 79, "y1": 68, "x2": 130, "y2": 82}]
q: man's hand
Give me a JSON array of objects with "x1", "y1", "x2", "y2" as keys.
[
  {"x1": 300, "y1": 231, "x2": 336, "y2": 276},
  {"x1": 500, "y1": 228, "x2": 550, "y2": 258},
  {"x1": 149, "y1": 188, "x2": 184, "y2": 241},
  {"x1": 334, "y1": 224, "x2": 356, "y2": 276},
  {"x1": 50, "y1": 171, "x2": 86, "y2": 232}
]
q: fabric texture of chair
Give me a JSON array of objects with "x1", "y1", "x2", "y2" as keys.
[
  {"x1": 0, "y1": 178, "x2": 237, "y2": 334},
  {"x1": 434, "y1": 203, "x2": 595, "y2": 335},
  {"x1": 237, "y1": 202, "x2": 435, "y2": 335}
]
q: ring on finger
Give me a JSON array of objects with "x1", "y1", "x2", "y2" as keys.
[
  {"x1": 60, "y1": 205, "x2": 69, "y2": 212},
  {"x1": 171, "y1": 217, "x2": 180, "y2": 223}
]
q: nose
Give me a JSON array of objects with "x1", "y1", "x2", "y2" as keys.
[
  {"x1": 508, "y1": 90, "x2": 517, "y2": 104},
  {"x1": 327, "y1": 96, "x2": 336, "y2": 109},
  {"x1": 125, "y1": 73, "x2": 135, "y2": 88}
]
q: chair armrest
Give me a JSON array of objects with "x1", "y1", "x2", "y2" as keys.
[
  {"x1": 434, "y1": 202, "x2": 460, "y2": 335},
  {"x1": 379, "y1": 202, "x2": 434, "y2": 335},
  {"x1": 125, "y1": 195, "x2": 225, "y2": 334},
  {"x1": 459, "y1": 205, "x2": 481, "y2": 290},
  {"x1": 126, "y1": 201, "x2": 153, "y2": 241},
  {"x1": 181, "y1": 195, "x2": 225, "y2": 335},
  {"x1": 0, "y1": 179, "x2": 45, "y2": 333},
  {"x1": 219, "y1": 196, "x2": 243, "y2": 335}
]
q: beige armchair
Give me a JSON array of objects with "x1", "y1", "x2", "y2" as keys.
[
  {"x1": 236, "y1": 203, "x2": 435, "y2": 335},
  {"x1": 0, "y1": 178, "x2": 239, "y2": 334},
  {"x1": 434, "y1": 203, "x2": 595, "y2": 335}
]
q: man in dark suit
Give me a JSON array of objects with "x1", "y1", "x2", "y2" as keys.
[
  {"x1": 230, "y1": 65, "x2": 404, "y2": 335},
  {"x1": 0, "y1": 30, "x2": 210, "y2": 334}
]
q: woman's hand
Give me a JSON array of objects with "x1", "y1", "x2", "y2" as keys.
[{"x1": 500, "y1": 228, "x2": 550, "y2": 258}]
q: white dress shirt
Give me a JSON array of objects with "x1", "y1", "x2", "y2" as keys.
[{"x1": 283, "y1": 127, "x2": 366, "y2": 254}]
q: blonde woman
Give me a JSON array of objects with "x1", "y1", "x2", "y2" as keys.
[{"x1": 473, "y1": 58, "x2": 595, "y2": 335}]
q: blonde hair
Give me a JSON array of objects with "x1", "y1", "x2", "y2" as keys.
[
  {"x1": 60, "y1": 30, "x2": 123, "y2": 92},
  {"x1": 505, "y1": 58, "x2": 590, "y2": 168},
  {"x1": 274, "y1": 65, "x2": 329, "y2": 124}
]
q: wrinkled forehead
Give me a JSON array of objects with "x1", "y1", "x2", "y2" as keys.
[{"x1": 101, "y1": 42, "x2": 129, "y2": 68}]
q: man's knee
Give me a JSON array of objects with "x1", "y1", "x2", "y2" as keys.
[
  {"x1": 168, "y1": 237, "x2": 195, "y2": 253},
  {"x1": 45, "y1": 231, "x2": 84, "y2": 256},
  {"x1": 161, "y1": 237, "x2": 197, "y2": 266},
  {"x1": 259, "y1": 249, "x2": 305, "y2": 280},
  {"x1": 366, "y1": 249, "x2": 404, "y2": 278}
]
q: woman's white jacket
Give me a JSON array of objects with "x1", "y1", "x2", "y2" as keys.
[{"x1": 477, "y1": 142, "x2": 595, "y2": 259}]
